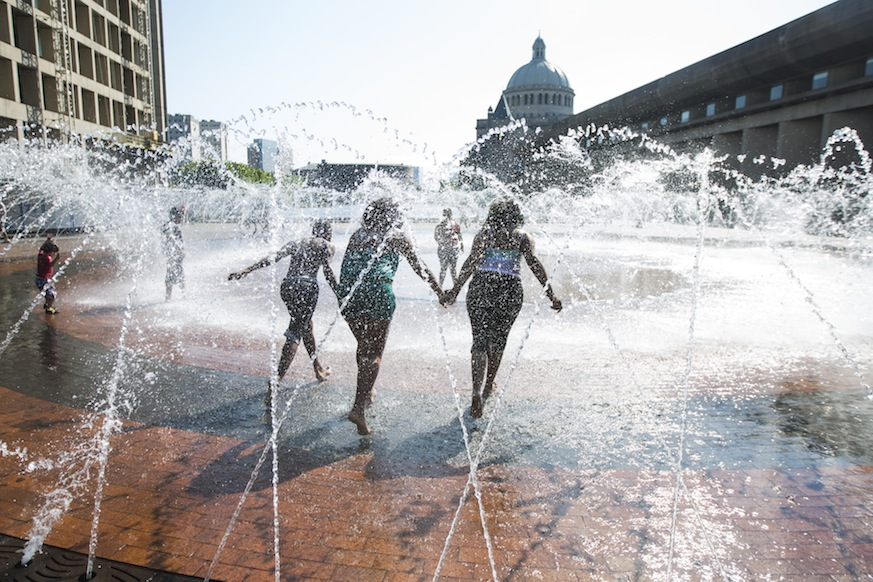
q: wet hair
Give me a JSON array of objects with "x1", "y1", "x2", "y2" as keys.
[
  {"x1": 312, "y1": 219, "x2": 331, "y2": 239},
  {"x1": 443, "y1": 208, "x2": 452, "y2": 218},
  {"x1": 484, "y1": 200, "x2": 524, "y2": 231},
  {"x1": 361, "y1": 197, "x2": 402, "y2": 232},
  {"x1": 169, "y1": 206, "x2": 184, "y2": 221}
]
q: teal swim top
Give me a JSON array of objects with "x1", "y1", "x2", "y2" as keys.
[
  {"x1": 338, "y1": 247, "x2": 400, "y2": 320},
  {"x1": 340, "y1": 248, "x2": 399, "y2": 286}
]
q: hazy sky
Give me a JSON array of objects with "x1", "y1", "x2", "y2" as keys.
[{"x1": 162, "y1": 0, "x2": 837, "y2": 168}]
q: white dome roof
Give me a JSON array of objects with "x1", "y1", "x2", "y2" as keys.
[{"x1": 506, "y1": 37, "x2": 572, "y2": 90}]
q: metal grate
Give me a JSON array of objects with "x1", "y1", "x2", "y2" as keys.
[{"x1": 0, "y1": 534, "x2": 208, "y2": 581}]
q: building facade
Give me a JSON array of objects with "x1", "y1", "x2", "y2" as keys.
[
  {"x1": 537, "y1": 0, "x2": 873, "y2": 178},
  {"x1": 476, "y1": 36, "x2": 574, "y2": 139},
  {"x1": 295, "y1": 161, "x2": 419, "y2": 193},
  {"x1": 167, "y1": 112, "x2": 200, "y2": 161},
  {"x1": 247, "y1": 138, "x2": 279, "y2": 173},
  {"x1": 199, "y1": 119, "x2": 226, "y2": 162},
  {"x1": 0, "y1": 0, "x2": 166, "y2": 147}
]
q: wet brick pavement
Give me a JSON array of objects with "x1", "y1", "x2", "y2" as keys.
[{"x1": 2, "y1": 235, "x2": 873, "y2": 581}]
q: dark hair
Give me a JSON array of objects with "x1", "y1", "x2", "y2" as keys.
[
  {"x1": 362, "y1": 197, "x2": 401, "y2": 232},
  {"x1": 312, "y1": 219, "x2": 331, "y2": 239},
  {"x1": 484, "y1": 200, "x2": 524, "y2": 231},
  {"x1": 169, "y1": 206, "x2": 184, "y2": 220}
]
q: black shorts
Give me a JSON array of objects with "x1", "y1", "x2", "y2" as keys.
[
  {"x1": 466, "y1": 271, "x2": 523, "y2": 354},
  {"x1": 280, "y1": 277, "x2": 319, "y2": 343}
]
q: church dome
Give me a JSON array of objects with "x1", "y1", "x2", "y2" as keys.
[{"x1": 506, "y1": 37, "x2": 572, "y2": 90}]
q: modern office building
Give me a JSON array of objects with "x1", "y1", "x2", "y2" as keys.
[
  {"x1": 0, "y1": 0, "x2": 166, "y2": 148},
  {"x1": 247, "y1": 138, "x2": 279, "y2": 173}
]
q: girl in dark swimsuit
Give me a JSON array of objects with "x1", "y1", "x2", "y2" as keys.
[{"x1": 445, "y1": 200, "x2": 562, "y2": 417}]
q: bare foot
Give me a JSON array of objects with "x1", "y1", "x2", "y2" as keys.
[
  {"x1": 348, "y1": 409, "x2": 371, "y2": 435},
  {"x1": 314, "y1": 365, "x2": 331, "y2": 382},
  {"x1": 471, "y1": 393, "x2": 483, "y2": 418}
]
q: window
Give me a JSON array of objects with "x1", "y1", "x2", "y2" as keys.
[
  {"x1": 681, "y1": 111, "x2": 690, "y2": 123},
  {"x1": 770, "y1": 84, "x2": 783, "y2": 100},
  {"x1": 706, "y1": 103, "x2": 715, "y2": 117},
  {"x1": 735, "y1": 95, "x2": 746, "y2": 109},
  {"x1": 660, "y1": 117, "x2": 668, "y2": 127},
  {"x1": 641, "y1": 121, "x2": 649, "y2": 131},
  {"x1": 812, "y1": 71, "x2": 828, "y2": 90},
  {"x1": 865, "y1": 56, "x2": 873, "y2": 77}
]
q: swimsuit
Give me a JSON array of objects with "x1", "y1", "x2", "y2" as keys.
[
  {"x1": 467, "y1": 244, "x2": 523, "y2": 354},
  {"x1": 338, "y1": 247, "x2": 400, "y2": 321},
  {"x1": 280, "y1": 275, "x2": 319, "y2": 344},
  {"x1": 35, "y1": 244, "x2": 58, "y2": 301}
]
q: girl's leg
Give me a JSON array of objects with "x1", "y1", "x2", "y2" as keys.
[
  {"x1": 301, "y1": 320, "x2": 329, "y2": 381},
  {"x1": 470, "y1": 349, "x2": 487, "y2": 418},
  {"x1": 483, "y1": 348, "x2": 504, "y2": 400},
  {"x1": 347, "y1": 317, "x2": 390, "y2": 434}
]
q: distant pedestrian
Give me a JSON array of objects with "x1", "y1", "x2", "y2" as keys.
[
  {"x1": 338, "y1": 197, "x2": 444, "y2": 435},
  {"x1": 444, "y1": 200, "x2": 562, "y2": 418},
  {"x1": 0, "y1": 200, "x2": 10, "y2": 243},
  {"x1": 229, "y1": 219, "x2": 339, "y2": 386},
  {"x1": 35, "y1": 232, "x2": 60, "y2": 314},
  {"x1": 434, "y1": 208, "x2": 463, "y2": 286},
  {"x1": 161, "y1": 206, "x2": 185, "y2": 301}
]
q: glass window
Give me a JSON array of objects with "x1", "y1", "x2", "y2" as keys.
[
  {"x1": 812, "y1": 71, "x2": 828, "y2": 90},
  {"x1": 735, "y1": 95, "x2": 746, "y2": 109},
  {"x1": 660, "y1": 117, "x2": 668, "y2": 127},
  {"x1": 681, "y1": 111, "x2": 690, "y2": 123},
  {"x1": 641, "y1": 121, "x2": 649, "y2": 131},
  {"x1": 865, "y1": 57, "x2": 873, "y2": 77},
  {"x1": 706, "y1": 103, "x2": 716, "y2": 117},
  {"x1": 770, "y1": 84, "x2": 783, "y2": 100}
]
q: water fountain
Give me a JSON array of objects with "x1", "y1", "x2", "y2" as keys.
[{"x1": 1, "y1": 108, "x2": 872, "y2": 581}]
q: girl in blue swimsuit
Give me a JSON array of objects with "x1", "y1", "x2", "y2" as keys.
[
  {"x1": 445, "y1": 200, "x2": 562, "y2": 417},
  {"x1": 338, "y1": 198, "x2": 444, "y2": 434}
]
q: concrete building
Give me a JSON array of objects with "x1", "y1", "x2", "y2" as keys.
[
  {"x1": 476, "y1": 36, "x2": 574, "y2": 139},
  {"x1": 199, "y1": 119, "x2": 226, "y2": 162},
  {"x1": 0, "y1": 0, "x2": 166, "y2": 148},
  {"x1": 167, "y1": 113, "x2": 200, "y2": 161},
  {"x1": 295, "y1": 161, "x2": 419, "y2": 193},
  {"x1": 536, "y1": 0, "x2": 873, "y2": 178},
  {"x1": 247, "y1": 138, "x2": 279, "y2": 173}
]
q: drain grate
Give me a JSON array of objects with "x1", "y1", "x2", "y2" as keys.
[{"x1": 0, "y1": 534, "x2": 209, "y2": 581}]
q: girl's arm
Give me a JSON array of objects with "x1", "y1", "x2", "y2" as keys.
[{"x1": 520, "y1": 233, "x2": 562, "y2": 311}]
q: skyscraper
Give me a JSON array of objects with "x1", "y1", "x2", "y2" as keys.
[{"x1": 0, "y1": 0, "x2": 167, "y2": 147}]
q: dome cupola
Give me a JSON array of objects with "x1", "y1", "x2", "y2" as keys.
[{"x1": 503, "y1": 36, "x2": 574, "y2": 123}]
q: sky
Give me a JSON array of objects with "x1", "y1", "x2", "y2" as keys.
[{"x1": 162, "y1": 0, "x2": 838, "y2": 169}]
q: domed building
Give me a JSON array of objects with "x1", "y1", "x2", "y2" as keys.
[{"x1": 476, "y1": 36, "x2": 575, "y2": 138}]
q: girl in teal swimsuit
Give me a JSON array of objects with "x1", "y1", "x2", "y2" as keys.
[
  {"x1": 338, "y1": 197, "x2": 444, "y2": 435},
  {"x1": 445, "y1": 200, "x2": 562, "y2": 418}
]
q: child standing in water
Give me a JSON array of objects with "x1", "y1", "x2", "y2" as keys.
[{"x1": 35, "y1": 232, "x2": 60, "y2": 314}]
